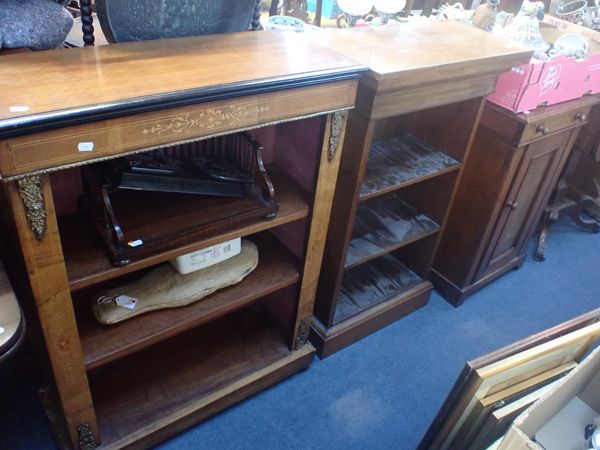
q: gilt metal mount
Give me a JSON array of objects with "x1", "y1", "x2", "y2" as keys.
[
  {"x1": 77, "y1": 422, "x2": 97, "y2": 450},
  {"x1": 17, "y1": 175, "x2": 47, "y2": 241},
  {"x1": 328, "y1": 110, "x2": 347, "y2": 161},
  {"x1": 294, "y1": 318, "x2": 310, "y2": 349}
]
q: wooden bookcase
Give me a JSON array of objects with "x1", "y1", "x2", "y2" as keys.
[
  {"x1": 0, "y1": 33, "x2": 363, "y2": 448},
  {"x1": 310, "y1": 21, "x2": 532, "y2": 357}
]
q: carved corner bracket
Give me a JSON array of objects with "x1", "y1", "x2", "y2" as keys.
[
  {"x1": 77, "y1": 422, "x2": 97, "y2": 450},
  {"x1": 16, "y1": 175, "x2": 47, "y2": 241},
  {"x1": 328, "y1": 110, "x2": 347, "y2": 161},
  {"x1": 294, "y1": 318, "x2": 310, "y2": 350}
]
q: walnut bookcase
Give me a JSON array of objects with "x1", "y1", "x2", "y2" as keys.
[
  {"x1": 310, "y1": 21, "x2": 532, "y2": 358},
  {"x1": 0, "y1": 33, "x2": 363, "y2": 449}
]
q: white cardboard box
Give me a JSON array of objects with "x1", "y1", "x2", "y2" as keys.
[
  {"x1": 170, "y1": 238, "x2": 241, "y2": 275},
  {"x1": 498, "y1": 346, "x2": 600, "y2": 450}
]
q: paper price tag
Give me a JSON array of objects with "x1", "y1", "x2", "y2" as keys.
[
  {"x1": 128, "y1": 239, "x2": 143, "y2": 248},
  {"x1": 115, "y1": 295, "x2": 138, "y2": 310},
  {"x1": 78, "y1": 142, "x2": 94, "y2": 152},
  {"x1": 9, "y1": 106, "x2": 29, "y2": 113}
]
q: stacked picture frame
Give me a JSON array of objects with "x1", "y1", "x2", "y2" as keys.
[{"x1": 420, "y1": 308, "x2": 600, "y2": 450}]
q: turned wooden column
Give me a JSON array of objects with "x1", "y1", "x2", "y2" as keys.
[{"x1": 80, "y1": 0, "x2": 95, "y2": 46}]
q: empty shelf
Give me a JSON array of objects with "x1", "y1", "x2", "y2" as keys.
[
  {"x1": 360, "y1": 135, "x2": 460, "y2": 200},
  {"x1": 345, "y1": 193, "x2": 440, "y2": 269}
]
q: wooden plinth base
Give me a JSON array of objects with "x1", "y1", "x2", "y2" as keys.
[
  {"x1": 430, "y1": 252, "x2": 526, "y2": 307},
  {"x1": 310, "y1": 281, "x2": 432, "y2": 358}
]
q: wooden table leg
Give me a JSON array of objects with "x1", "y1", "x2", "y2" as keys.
[
  {"x1": 535, "y1": 208, "x2": 559, "y2": 261},
  {"x1": 6, "y1": 175, "x2": 98, "y2": 448}
]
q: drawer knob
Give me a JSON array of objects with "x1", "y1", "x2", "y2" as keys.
[
  {"x1": 575, "y1": 112, "x2": 587, "y2": 122},
  {"x1": 507, "y1": 201, "x2": 519, "y2": 210},
  {"x1": 536, "y1": 125, "x2": 550, "y2": 135}
]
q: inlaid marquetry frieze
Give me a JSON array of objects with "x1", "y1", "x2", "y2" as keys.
[{"x1": 141, "y1": 106, "x2": 270, "y2": 136}]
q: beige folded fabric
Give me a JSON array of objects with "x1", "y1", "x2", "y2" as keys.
[{"x1": 92, "y1": 240, "x2": 258, "y2": 325}]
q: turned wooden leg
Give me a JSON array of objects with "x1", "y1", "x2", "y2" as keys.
[
  {"x1": 6, "y1": 175, "x2": 99, "y2": 448},
  {"x1": 80, "y1": 0, "x2": 95, "y2": 46},
  {"x1": 535, "y1": 208, "x2": 559, "y2": 262}
]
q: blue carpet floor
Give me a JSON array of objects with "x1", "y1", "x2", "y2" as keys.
[{"x1": 1, "y1": 216, "x2": 599, "y2": 450}]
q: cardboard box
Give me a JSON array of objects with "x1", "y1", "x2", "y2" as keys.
[
  {"x1": 498, "y1": 345, "x2": 600, "y2": 450},
  {"x1": 488, "y1": 18, "x2": 600, "y2": 113},
  {"x1": 543, "y1": 15, "x2": 600, "y2": 97}
]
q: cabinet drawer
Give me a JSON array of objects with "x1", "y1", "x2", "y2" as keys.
[{"x1": 521, "y1": 104, "x2": 593, "y2": 144}]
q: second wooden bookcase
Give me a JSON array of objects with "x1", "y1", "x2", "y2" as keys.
[{"x1": 310, "y1": 21, "x2": 532, "y2": 357}]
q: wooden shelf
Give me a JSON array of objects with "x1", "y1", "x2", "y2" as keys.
[
  {"x1": 88, "y1": 305, "x2": 314, "y2": 449},
  {"x1": 345, "y1": 193, "x2": 440, "y2": 270},
  {"x1": 61, "y1": 169, "x2": 309, "y2": 290},
  {"x1": 334, "y1": 254, "x2": 423, "y2": 325},
  {"x1": 75, "y1": 234, "x2": 299, "y2": 370},
  {"x1": 359, "y1": 135, "x2": 460, "y2": 201}
]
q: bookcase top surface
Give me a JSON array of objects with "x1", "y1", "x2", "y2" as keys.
[
  {"x1": 0, "y1": 31, "x2": 364, "y2": 136},
  {"x1": 317, "y1": 20, "x2": 532, "y2": 89}
]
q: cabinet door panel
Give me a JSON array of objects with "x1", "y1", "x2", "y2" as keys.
[{"x1": 477, "y1": 130, "x2": 574, "y2": 278}]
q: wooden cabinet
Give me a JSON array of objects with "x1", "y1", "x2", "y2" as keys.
[
  {"x1": 433, "y1": 96, "x2": 599, "y2": 306},
  {"x1": 479, "y1": 132, "x2": 573, "y2": 277},
  {"x1": 0, "y1": 33, "x2": 363, "y2": 448},
  {"x1": 309, "y1": 21, "x2": 532, "y2": 358}
]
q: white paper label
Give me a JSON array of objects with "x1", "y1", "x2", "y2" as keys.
[
  {"x1": 9, "y1": 106, "x2": 29, "y2": 113},
  {"x1": 115, "y1": 295, "x2": 138, "y2": 310},
  {"x1": 78, "y1": 142, "x2": 94, "y2": 152},
  {"x1": 191, "y1": 249, "x2": 211, "y2": 264},
  {"x1": 0, "y1": 326, "x2": 4, "y2": 334},
  {"x1": 128, "y1": 239, "x2": 143, "y2": 247}
]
